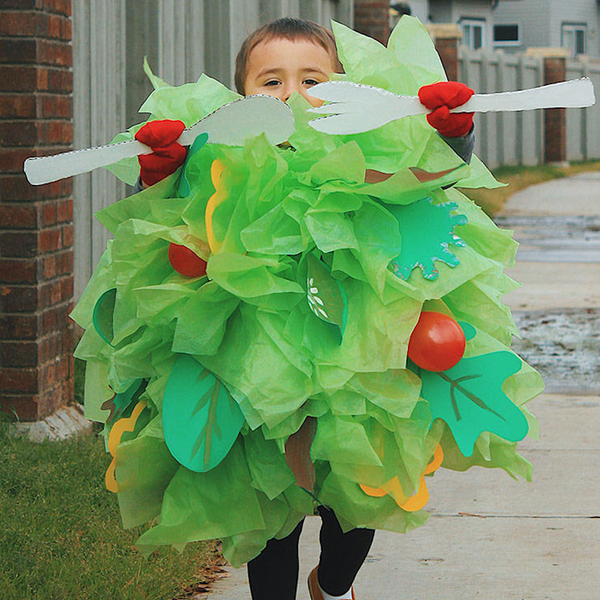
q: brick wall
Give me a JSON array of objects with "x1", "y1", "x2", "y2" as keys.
[
  {"x1": 354, "y1": 0, "x2": 390, "y2": 45},
  {"x1": 0, "y1": 0, "x2": 74, "y2": 421}
]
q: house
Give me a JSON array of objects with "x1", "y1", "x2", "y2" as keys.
[
  {"x1": 492, "y1": 0, "x2": 600, "y2": 57},
  {"x1": 392, "y1": 0, "x2": 600, "y2": 57},
  {"x1": 391, "y1": 1, "x2": 497, "y2": 49}
]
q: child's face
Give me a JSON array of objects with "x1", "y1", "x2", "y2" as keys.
[{"x1": 243, "y1": 37, "x2": 334, "y2": 107}]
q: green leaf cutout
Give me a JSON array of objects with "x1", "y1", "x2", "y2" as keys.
[
  {"x1": 420, "y1": 350, "x2": 529, "y2": 457},
  {"x1": 101, "y1": 379, "x2": 146, "y2": 425},
  {"x1": 162, "y1": 354, "x2": 245, "y2": 472},
  {"x1": 178, "y1": 132, "x2": 209, "y2": 197},
  {"x1": 387, "y1": 198, "x2": 467, "y2": 281},
  {"x1": 92, "y1": 288, "x2": 117, "y2": 346},
  {"x1": 306, "y1": 254, "x2": 348, "y2": 342}
]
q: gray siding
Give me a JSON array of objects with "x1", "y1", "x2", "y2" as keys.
[
  {"x1": 548, "y1": 0, "x2": 600, "y2": 56},
  {"x1": 493, "y1": 0, "x2": 600, "y2": 56},
  {"x1": 429, "y1": 0, "x2": 453, "y2": 23},
  {"x1": 406, "y1": 0, "x2": 429, "y2": 22},
  {"x1": 430, "y1": 0, "x2": 494, "y2": 47}
]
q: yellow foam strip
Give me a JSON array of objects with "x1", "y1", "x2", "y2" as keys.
[
  {"x1": 105, "y1": 401, "x2": 147, "y2": 493},
  {"x1": 205, "y1": 160, "x2": 226, "y2": 254}
]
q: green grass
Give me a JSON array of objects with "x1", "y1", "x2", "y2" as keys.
[
  {"x1": 461, "y1": 159, "x2": 600, "y2": 216},
  {"x1": 0, "y1": 421, "x2": 220, "y2": 600}
]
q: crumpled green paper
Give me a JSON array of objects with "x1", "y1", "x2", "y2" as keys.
[{"x1": 73, "y1": 16, "x2": 542, "y2": 565}]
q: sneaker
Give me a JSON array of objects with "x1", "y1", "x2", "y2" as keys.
[{"x1": 308, "y1": 566, "x2": 356, "y2": 600}]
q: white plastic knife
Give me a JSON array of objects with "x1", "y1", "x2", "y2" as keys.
[{"x1": 24, "y1": 94, "x2": 295, "y2": 185}]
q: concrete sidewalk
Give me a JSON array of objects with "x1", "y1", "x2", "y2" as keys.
[{"x1": 208, "y1": 173, "x2": 600, "y2": 600}]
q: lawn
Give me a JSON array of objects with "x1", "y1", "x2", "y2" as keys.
[
  {"x1": 462, "y1": 159, "x2": 600, "y2": 216},
  {"x1": 0, "y1": 416, "x2": 223, "y2": 600}
]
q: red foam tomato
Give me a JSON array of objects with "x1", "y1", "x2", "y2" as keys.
[
  {"x1": 408, "y1": 311, "x2": 466, "y2": 372},
  {"x1": 168, "y1": 243, "x2": 207, "y2": 277}
]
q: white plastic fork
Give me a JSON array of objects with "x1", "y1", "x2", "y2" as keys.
[{"x1": 307, "y1": 78, "x2": 596, "y2": 135}]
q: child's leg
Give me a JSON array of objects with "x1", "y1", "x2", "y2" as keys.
[
  {"x1": 247, "y1": 518, "x2": 305, "y2": 600},
  {"x1": 316, "y1": 506, "x2": 375, "y2": 596}
]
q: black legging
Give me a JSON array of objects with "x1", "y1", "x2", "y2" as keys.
[{"x1": 247, "y1": 506, "x2": 375, "y2": 600}]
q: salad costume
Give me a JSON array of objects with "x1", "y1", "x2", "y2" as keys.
[{"x1": 72, "y1": 18, "x2": 543, "y2": 567}]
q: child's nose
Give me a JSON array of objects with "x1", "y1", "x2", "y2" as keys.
[{"x1": 282, "y1": 83, "x2": 301, "y2": 102}]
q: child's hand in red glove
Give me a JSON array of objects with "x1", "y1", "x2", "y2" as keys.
[
  {"x1": 418, "y1": 81, "x2": 475, "y2": 138},
  {"x1": 134, "y1": 119, "x2": 187, "y2": 186}
]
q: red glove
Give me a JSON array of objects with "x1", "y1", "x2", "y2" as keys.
[
  {"x1": 135, "y1": 119, "x2": 187, "y2": 186},
  {"x1": 418, "y1": 81, "x2": 475, "y2": 138}
]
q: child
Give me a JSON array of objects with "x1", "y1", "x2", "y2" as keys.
[
  {"x1": 135, "y1": 18, "x2": 475, "y2": 191},
  {"x1": 74, "y1": 15, "x2": 541, "y2": 600},
  {"x1": 132, "y1": 18, "x2": 476, "y2": 600}
]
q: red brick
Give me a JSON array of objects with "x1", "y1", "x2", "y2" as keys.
[
  {"x1": 0, "y1": 148, "x2": 34, "y2": 172},
  {"x1": 0, "y1": 258, "x2": 37, "y2": 283},
  {"x1": 0, "y1": 120, "x2": 37, "y2": 145},
  {"x1": 41, "y1": 14, "x2": 71, "y2": 41},
  {"x1": 60, "y1": 274, "x2": 72, "y2": 301},
  {"x1": 40, "y1": 384, "x2": 63, "y2": 416},
  {"x1": 36, "y1": 67, "x2": 72, "y2": 93},
  {"x1": 0, "y1": 39, "x2": 37, "y2": 64},
  {"x1": 0, "y1": 174, "x2": 39, "y2": 201},
  {"x1": 38, "y1": 120, "x2": 72, "y2": 145},
  {"x1": 0, "y1": 0, "x2": 38, "y2": 8},
  {"x1": 37, "y1": 39, "x2": 72, "y2": 67},
  {"x1": 0, "y1": 285, "x2": 38, "y2": 312},
  {"x1": 0, "y1": 11, "x2": 37, "y2": 36},
  {"x1": 61, "y1": 223, "x2": 73, "y2": 248},
  {"x1": 0, "y1": 93, "x2": 36, "y2": 118},
  {"x1": 60, "y1": 15, "x2": 71, "y2": 40},
  {"x1": 55, "y1": 249, "x2": 72, "y2": 275},
  {"x1": 39, "y1": 280, "x2": 61, "y2": 307},
  {"x1": 62, "y1": 197, "x2": 72, "y2": 221},
  {"x1": 1, "y1": 394, "x2": 41, "y2": 421},
  {"x1": 0, "y1": 230, "x2": 39, "y2": 257},
  {"x1": 42, "y1": 254, "x2": 56, "y2": 279},
  {"x1": 0, "y1": 203, "x2": 38, "y2": 228},
  {"x1": 42, "y1": 0, "x2": 72, "y2": 17},
  {"x1": 0, "y1": 368, "x2": 39, "y2": 393},
  {"x1": 1, "y1": 340, "x2": 40, "y2": 367},
  {"x1": 42, "y1": 201, "x2": 56, "y2": 225},
  {"x1": 0, "y1": 313, "x2": 39, "y2": 339},
  {"x1": 0, "y1": 66, "x2": 38, "y2": 92},
  {"x1": 44, "y1": 178, "x2": 73, "y2": 199},
  {"x1": 55, "y1": 197, "x2": 71, "y2": 221},
  {"x1": 39, "y1": 331, "x2": 61, "y2": 362},
  {"x1": 38, "y1": 94, "x2": 72, "y2": 118},
  {"x1": 38, "y1": 227, "x2": 57, "y2": 252}
]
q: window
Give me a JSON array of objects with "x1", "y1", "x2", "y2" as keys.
[
  {"x1": 461, "y1": 19, "x2": 486, "y2": 50},
  {"x1": 493, "y1": 24, "x2": 520, "y2": 46},
  {"x1": 562, "y1": 23, "x2": 586, "y2": 56}
]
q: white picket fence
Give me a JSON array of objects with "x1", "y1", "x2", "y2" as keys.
[{"x1": 72, "y1": 0, "x2": 353, "y2": 298}]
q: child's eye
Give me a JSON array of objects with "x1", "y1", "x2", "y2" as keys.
[
  {"x1": 303, "y1": 78, "x2": 319, "y2": 86},
  {"x1": 264, "y1": 80, "x2": 281, "y2": 86}
]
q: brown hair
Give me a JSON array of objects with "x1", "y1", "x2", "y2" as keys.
[{"x1": 234, "y1": 17, "x2": 343, "y2": 94}]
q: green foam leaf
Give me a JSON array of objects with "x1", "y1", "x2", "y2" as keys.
[
  {"x1": 420, "y1": 351, "x2": 529, "y2": 457},
  {"x1": 162, "y1": 354, "x2": 245, "y2": 472}
]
